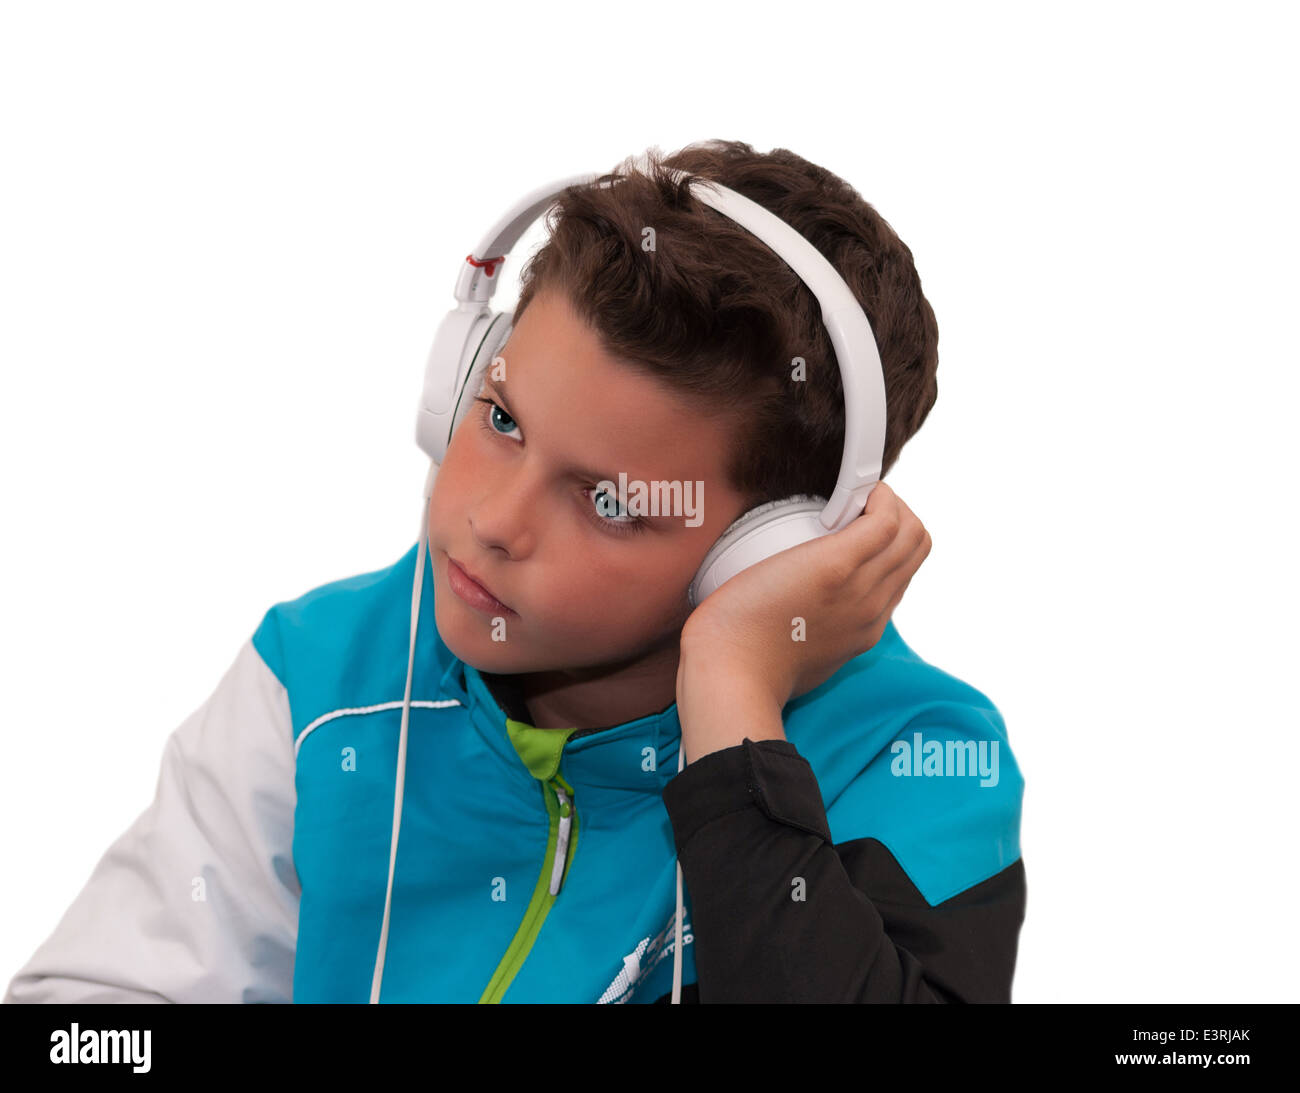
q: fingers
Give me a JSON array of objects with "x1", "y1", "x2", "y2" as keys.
[
  {"x1": 843, "y1": 481, "x2": 900, "y2": 559},
  {"x1": 847, "y1": 480, "x2": 925, "y2": 567},
  {"x1": 861, "y1": 531, "x2": 927, "y2": 649},
  {"x1": 886, "y1": 506, "x2": 932, "y2": 579},
  {"x1": 866, "y1": 523, "x2": 928, "y2": 613},
  {"x1": 819, "y1": 481, "x2": 931, "y2": 601},
  {"x1": 850, "y1": 486, "x2": 931, "y2": 604}
]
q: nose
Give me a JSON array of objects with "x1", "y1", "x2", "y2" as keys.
[{"x1": 469, "y1": 461, "x2": 540, "y2": 559}]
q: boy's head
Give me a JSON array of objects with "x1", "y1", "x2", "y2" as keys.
[{"x1": 428, "y1": 139, "x2": 939, "y2": 677}]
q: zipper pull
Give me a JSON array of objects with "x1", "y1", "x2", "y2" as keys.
[{"x1": 549, "y1": 785, "x2": 573, "y2": 896}]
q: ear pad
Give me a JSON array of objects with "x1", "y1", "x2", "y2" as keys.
[{"x1": 689, "y1": 493, "x2": 829, "y2": 606}]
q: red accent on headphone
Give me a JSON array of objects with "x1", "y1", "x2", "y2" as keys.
[{"x1": 466, "y1": 253, "x2": 505, "y2": 278}]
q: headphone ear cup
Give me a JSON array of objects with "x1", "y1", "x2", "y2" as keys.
[
  {"x1": 477, "y1": 315, "x2": 514, "y2": 380},
  {"x1": 689, "y1": 494, "x2": 829, "y2": 607},
  {"x1": 418, "y1": 307, "x2": 512, "y2": 464},
  {"x1": 446, "y1": 313, "x2": 513, "y2": 447}
]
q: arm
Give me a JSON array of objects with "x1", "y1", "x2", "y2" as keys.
[
  {"x1": 3, "y1": 637, "x2": 300, "y2": 1004},
  {"x1": 660, "y1": 737, "x2": 1026, "y2": 1003}
]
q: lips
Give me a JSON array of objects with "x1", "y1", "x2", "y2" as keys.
[{"x1": 446, "y1": 555, "x2": 517, "y2": 616}]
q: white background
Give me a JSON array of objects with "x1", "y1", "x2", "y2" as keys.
[{"x1": 2, "y1": 0, "x2": 1296, "y2": 1004}]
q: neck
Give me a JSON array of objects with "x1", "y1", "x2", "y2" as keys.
[{"x1": 490, "y1": 635, "x2": 682, "y2": 731}]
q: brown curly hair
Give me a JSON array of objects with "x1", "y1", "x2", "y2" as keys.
[{"x1": 510, "y1": 139, "x2": 940, "y2": 510}]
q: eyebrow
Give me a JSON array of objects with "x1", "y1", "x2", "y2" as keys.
[{"x1": 482, "y1": 373, "x2": 632, "y2": 489}]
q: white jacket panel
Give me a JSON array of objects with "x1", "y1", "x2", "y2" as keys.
[{"x1": 3, "y1": 638, "x2": 299, "y2": 1003}]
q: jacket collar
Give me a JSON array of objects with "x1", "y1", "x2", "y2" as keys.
[{"x1": 439, "y1": 656, "x2": 683, "y2": 795}]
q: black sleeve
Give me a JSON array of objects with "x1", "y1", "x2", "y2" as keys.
[{"x1": 655, "y1": 737, "x2": 1026, "y2": 1004}]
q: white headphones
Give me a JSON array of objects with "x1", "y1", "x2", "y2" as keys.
[{"x1": 414, "y1": 168, "x2": 888, "y2": 606}]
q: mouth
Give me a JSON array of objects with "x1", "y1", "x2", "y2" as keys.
[{"x1": 446, "y1": 554, "x2": 518, "y2": 617}]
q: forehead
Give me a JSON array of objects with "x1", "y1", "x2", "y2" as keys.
[{"x1": 498, "y1": 290, "x2": 740, "y2": 486}]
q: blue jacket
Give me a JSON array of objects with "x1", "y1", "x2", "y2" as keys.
[{"x1": 4, "y1": 538, "x2": 1026, "y2": 1003}]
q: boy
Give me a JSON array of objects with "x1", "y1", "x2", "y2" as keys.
[{"x1": 4, "y1": 140, "x2": 1026, "y2": 1003}]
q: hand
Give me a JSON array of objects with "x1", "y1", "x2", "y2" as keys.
[{"x1": 678, "y1": 481, "x2": 932, "y2": 711}]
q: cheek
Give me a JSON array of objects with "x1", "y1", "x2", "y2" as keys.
[
  {"x1": 427, "y1": 429, "x2": 479, "y2": 526},
  {"x1": 540, "y1": 541, "x2": 695, "y2": 628},
  {"x1": 426, "y1": 483, "x2": 449, "y2": 548}
]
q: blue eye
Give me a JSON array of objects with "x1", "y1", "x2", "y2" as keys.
[
  {"x1": 474, "y1": 397, "x2": 520, "y2": 441},
  {"x1": 584, "y1": 487, "x2": 648, "y2": 536},
  {"x1": 589, "y1": 486, "x2": 633, "y2": 521}
]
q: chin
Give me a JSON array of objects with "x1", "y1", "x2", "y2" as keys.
[{"x1": 432, "y1": 599, "x2": 536, "y2": 674}]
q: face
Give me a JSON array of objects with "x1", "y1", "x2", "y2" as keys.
[{"x1": 427, "y1": 287, "x2": 751, "y2": 675}]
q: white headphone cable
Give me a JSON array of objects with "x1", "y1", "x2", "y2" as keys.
[{"x1": 369, "y1": 460, "x2": 438, "y2": 1003}]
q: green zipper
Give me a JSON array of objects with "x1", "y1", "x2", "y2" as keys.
[{"x1": 478, "y1": 720, "x2": 580, "y2": 1003}]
